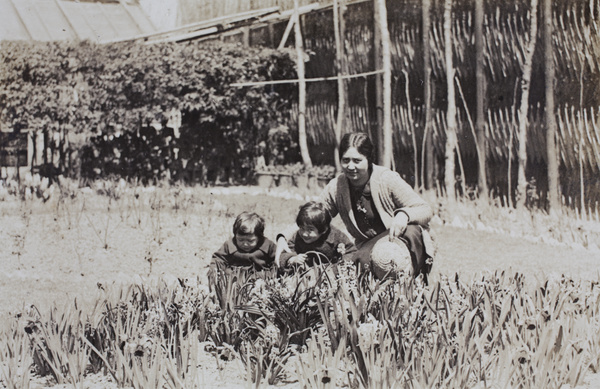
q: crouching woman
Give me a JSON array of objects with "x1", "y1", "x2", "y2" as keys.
[{"x1": 295, "y1": 132, "x2": 435, "y2": 281}]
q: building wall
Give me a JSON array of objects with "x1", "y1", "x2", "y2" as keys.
[{"x1": 177, "y1": 0, "x2": 317, "y2": 25}]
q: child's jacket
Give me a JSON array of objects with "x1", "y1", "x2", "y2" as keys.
[
  {"x1": 211, "y1": 237, "x2": 276, "y2": 270},
  {"x1": 279, "y1": 226, "x2": 357, "y2": 268}
]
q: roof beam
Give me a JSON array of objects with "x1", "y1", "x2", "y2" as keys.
[
  {"x1": 277, "y1": 14, "x2": 295, "y2": 49},
  {"x1": 104, "y1": 6, "x2": 278, "y2": 43}
]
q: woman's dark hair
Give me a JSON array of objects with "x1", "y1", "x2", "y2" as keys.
[
  {"x1": 233, "y1": 212, "x2": 265, "y2": 238},
  {"x1": 339, "y1": 132, "x2": 375, "y2": 164},
  {"x1": 296, "y1": 201, "x2": 332, "y2": 234}
]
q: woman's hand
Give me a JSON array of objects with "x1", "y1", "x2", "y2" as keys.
[{"x1": 389, "y1": 211, "x2": 409, "y2": 240}]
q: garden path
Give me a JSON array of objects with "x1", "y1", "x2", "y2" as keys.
[{"x1": 432, "y1": 225, "x2": 600, "y2": 282}]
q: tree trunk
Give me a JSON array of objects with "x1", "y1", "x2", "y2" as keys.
[
  {"x1": 375, "y1": 0, "x2": 393, "y2": 169},
  {"x1": 333, "y1": 0, "x2": 346, "y2": 171},
  {"x1": 543, "y1": 0, "x2": 559, "y2": 212},
  {"x1": 444, "y1": 0, "x2": 457, "y2": 201},
  {"x1": 516, "y1": 0, "x2": 539, "y2": 210},
  {"x1": 421, "y1": 0, "x2": 434, "y2": 190},
  {"x1": 475, "y1": 0, "x2": 488, "y2": 197},
  {"x1": 293, "y1": 0, "x2": 312, "y2": 168}
]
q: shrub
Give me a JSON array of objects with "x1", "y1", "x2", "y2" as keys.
[{"x1": 0, "y1": 40, "x2": 297, "y2": 184}]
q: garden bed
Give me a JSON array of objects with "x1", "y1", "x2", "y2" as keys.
[{"x1": 1, "y1": 183, "x2": 599, "y2": 388}]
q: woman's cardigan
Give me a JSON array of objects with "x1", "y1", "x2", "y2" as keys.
[{"x1": 319, "y1": 164, "x2": 433, "y2": 244}]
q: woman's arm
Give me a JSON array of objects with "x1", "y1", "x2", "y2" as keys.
[
  {"x1": 385, "y1": 170, "x2": 433, "y2": 226},
  {"x1": 318, "y1": 177, "x2": 340, "y2": 219}
]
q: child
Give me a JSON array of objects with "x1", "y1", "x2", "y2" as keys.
[
  {"x1": 279, "y1": 201, "x2": 356, "y2": 269},
  {"x1": 211, "y1": 211, "x2": 276, "y2": 270}
]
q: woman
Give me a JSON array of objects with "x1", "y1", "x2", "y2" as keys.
[{"x1": 279, "y1": 132, "x2": 434, "y2": 280}]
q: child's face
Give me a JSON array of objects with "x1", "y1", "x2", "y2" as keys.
[
  {"x1": 235, "y1": 233, "x2": 259, "y2": 253},
  {"x1": 298, "y1": 224, "x2": 325, "y2": 245}
]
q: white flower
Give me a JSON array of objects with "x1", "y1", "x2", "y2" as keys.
[
  {"x1": 357, "y1": 314, "x2": 381, "y2": 350},
  {"x1": 269, "y1": 345, "x2": 280, "y2": 361},
  {"x1": 280, "y1": 278, "x2": 295, "y2": 300},
  {"x1": 249, "y1": 279, "x2": 270, "y2": 303},
  {"x1": 264, "y1": 324, "x2": 280, "y2": 345}
]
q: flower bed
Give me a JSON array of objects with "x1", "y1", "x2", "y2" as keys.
[{"x1": 10, "y1": 265, "x2": 600, "y2": 388}]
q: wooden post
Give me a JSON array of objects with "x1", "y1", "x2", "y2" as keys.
[
  {"x1": 402, "y1": 70, "x2": 419, "y2": 189},
  {"x1": 516, "y1": 0, "x2": 539, "y2": 210},
  {"x1": 333, "y1": 0, "x2": 346, "y2": 171},
  {"x1": 421, "y1": 0, "x2": 434, "y2": 190},
  {"x1": 444, "y1": 0, "x2": 457, "y2": 201},
  {"x1": 293, "y1": 0, "x2": 312, "y2": 168},
  {"x1": 375, "y1": 0, "x2": 392, "y2": 169},
  {"x1": 267, "y1": 22, "x2": 274, "y2": 48},
  {"x1": 543, "y1": 0, "x2": 559, "y2": 212},
  {"x1": 27, "y1": 130, "x2": 34, "y2": 171},
  {"x1": 373, "y1": 0, "x2": 384, "y2": 163},
  {"x1": 242, "y1": 26, "x2": 250, "y2": 47},
  {"x1": 475, "y1": 0, "x2": 488, "y2": 197}
]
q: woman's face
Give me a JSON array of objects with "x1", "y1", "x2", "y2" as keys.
[{"x1": 341, "y1": 147, "x2": 370, "y2": 186}]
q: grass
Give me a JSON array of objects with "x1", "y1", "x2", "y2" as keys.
[{"x1": 0, "y1": 177, "x2": 599, "y2": 388}]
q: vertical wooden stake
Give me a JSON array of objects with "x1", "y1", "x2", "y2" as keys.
[
  {"x1": 444, "y1": 0, "x2": 457, "y2": 202},
  {"x1": 375, "y1": 0, "x2": 392, "y2": 169},
  {"x1": 544, "y1": 0, "x2": 560, "y2": 213},
  {"x1": 475, "y1": 0, "x2": 488, "y2": 197},
  {"x1": 421, "y1": 0, "x2": 433, "y2": 190},
  {"x1": 333, "y1": 0, "x2": 346, "y2": 171},
  {"x1": 293, "y1": 0, "x2": 312, "y2": 168},
  {"x1": 516, "y1": 0, "x2": 539, "y2": 210}
]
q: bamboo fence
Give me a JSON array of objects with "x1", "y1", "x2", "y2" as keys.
[
  {"x1": 296, "y1": 0, "x2": 599, "y2": 168},
  {"x1": 177, "y1": 0, "x2": 599, "y2": 203}
]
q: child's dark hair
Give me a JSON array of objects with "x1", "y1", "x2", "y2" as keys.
[
  {"x1": 233, "y1": 212, "x2": 265, "y2": 237},
  {"x1": 296, "y1": 201, "x2": 332, "y2": 234}
]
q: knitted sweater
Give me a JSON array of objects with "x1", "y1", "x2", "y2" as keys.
[{"x1": 319, "y1": 164, "x2": 433, "y2": 244}]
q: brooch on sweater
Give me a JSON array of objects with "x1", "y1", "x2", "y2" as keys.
[{"x1": 356, "y1": 200, "x2": 367, "y2": 215}]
